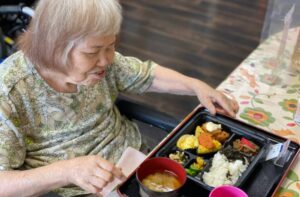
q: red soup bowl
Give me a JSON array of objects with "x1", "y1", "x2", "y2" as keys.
[{"x1": 136, "y1": 157, "x2": 187, "y2": 197}]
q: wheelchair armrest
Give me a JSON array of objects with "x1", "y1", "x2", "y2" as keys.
[
  {"x1": 0, "y1": 5, "x2": 34, "y2": 17},
  {"x1": 116, "y1": 98, "x2": 180, "y2": 132},
  {"x1": 0, "y1": 5, "x2": 22, "y2": 14}
]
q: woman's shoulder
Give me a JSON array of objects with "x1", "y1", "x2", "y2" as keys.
[
  {"x1": 112, "y1": 51, "x2": 141, "y2": 66},
  {"x1": 0, "y1": 51, "x2": 33, "y2": 96},
  {"x1": 109, "y1": 51, "x2": 144, "y2": 73}
]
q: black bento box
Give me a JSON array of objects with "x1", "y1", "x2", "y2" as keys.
[{"x1": 117, "y1": 107, "x2": 300, "y2": 197}]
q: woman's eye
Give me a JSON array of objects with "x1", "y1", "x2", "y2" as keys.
[{"x1": 84, "y1": 52, "x2": 98, "y2": 57}]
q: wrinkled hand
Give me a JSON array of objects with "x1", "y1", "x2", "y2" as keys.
[
  {"x1": 193, "y1": 81, "x2": 239, "y2": 117},
  {"x1": 64, "y1": 155, "x2": 126, "y2": 196}
]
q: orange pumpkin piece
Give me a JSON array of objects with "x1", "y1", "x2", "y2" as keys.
[{"x1": 198, "y1": 132, "x2": 215, "y2": 149}]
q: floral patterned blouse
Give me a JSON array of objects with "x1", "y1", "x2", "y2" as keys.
[{"x1": 0, "y1": 51, "x2": 156, "y2": 196}]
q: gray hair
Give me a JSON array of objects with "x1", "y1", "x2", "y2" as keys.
[{"x1": 18, "y1": 0, "x2": 122, "y2": 70}]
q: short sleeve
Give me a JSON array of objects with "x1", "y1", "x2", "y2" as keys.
[
  {"x1": 110, "y1": 52, "x2": 156, "y2": 94},
  {"x1": 0, "y1": 95, "x2": 25, "y2": 171}
]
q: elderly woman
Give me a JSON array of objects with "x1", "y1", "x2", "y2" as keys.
[{"x1": 0, "y1": 0, "x2": 238, "y2": 196}]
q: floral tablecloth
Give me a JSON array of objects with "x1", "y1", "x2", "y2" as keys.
[{"x1": 217, "y1": 27, "x2": 300, "y2": 197}]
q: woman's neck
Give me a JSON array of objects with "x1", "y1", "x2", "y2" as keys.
[{"x1": 35, "y1": 66, "x2": 78, "y2": 93}]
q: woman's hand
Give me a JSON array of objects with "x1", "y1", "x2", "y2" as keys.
[
  {"x1": 192, "y1": 80, "x2": 239, "y2": 117},
  {"x1": 0, "y1": 155, "x2": 125, "y2": 197},
  {"x1": 149, "y1": 65, "x2": 239, "y2": 117},
  {"x1": 64, "y1": 155, "x2": 126, "y2": 195}
]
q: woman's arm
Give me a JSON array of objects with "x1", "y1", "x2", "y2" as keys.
[
  {"x1": 0, "y1": 155, "x2": 125, "y2": 197},
  {"x1": 147, "y1": 65, "x2": 238, "y2": 117},
  {"x1": 0, "y1": 161, "x2": 68, "y2": 197}
]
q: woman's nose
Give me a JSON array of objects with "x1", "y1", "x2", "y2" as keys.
[{"x1": 97, "y1": 53, "x2": 109, "y2": 67}]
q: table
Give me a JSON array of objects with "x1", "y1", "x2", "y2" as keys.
[{"x1": 217, "y1": 27, "x2": 300, "y2": 196}]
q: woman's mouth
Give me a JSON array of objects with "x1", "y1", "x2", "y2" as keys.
[{"x1": 90, "y1": 70, "x2": 106, "y2": 79}]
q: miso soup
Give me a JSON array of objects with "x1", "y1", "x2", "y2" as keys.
[{"x1": 141, "y1": 170, "x2": 181, "y2": 192}]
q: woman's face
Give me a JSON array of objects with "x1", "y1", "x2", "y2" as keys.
[{"x1": 67, "y1": 35, "x2": 116, "y2": 86}]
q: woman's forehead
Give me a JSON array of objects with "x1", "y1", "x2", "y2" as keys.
[{"x1": 77, "y1": 35, "x2": 116, "y2": 50}]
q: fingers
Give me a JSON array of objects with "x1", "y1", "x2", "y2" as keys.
[
  {"x1": 78, "y1": 179, "x2": 102, "y2": 194},
  {"x1": 216, "y1": 97, "x2": 235, "y2": 117},
  {"x1": 198, "y1": 90, "x2": 238, "y2": 117},
  {"x1": 96, "y1": 157, "x2": 126, "y2": 181},
  {"x1": 111, "y1": 166, "x2": 126, "y2": 181},
  {"x1": 114, "y1": 167, "x2": 127, "y2": 181},
  {"x1": 194, "y1": 82, "x2": 239, "y2": 117},
  {"x1": 94, "y1": 166, "x2": 113, "y2": 182},
  {"x1": 213, "y1": 92, "x2": 238, "y2": 117},
  {"x1": 215, "y1": 107, "x2": 227, "y2": 115},
  {"x1": 88, "y1": 175, "x2": 108, "y2": 190},
  {"x1": 222, "y1": 91, "x2": 239, "y2": 114},
  {"x1": 68, "y1": 155, "x2": 126, "y2": 194},
  {"x1": 201, "y1": 97, "x2": 216, "y2": 115},
  {"x1": 231, "y1": 98, "x2": 239, "y2": 113}
]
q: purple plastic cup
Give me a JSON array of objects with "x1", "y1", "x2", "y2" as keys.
[{"x1": 209, "y1": 185, "x2": 248, "y2": 197}]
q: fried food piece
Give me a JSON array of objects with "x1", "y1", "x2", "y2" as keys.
[{"x1": 211, "y1": 131, "x2": 230, "y2": 143}]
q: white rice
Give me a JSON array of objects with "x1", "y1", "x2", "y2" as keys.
[{"x1": 203, "y1": 152, "x2": 248, "y2": 187}]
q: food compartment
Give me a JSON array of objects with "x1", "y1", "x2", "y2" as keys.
[
  {"x1": 156, "y1": 147, "x2": 208, "y2": 177},
  {"x1": 157, "y1": 120, "x2": 232, "y2": 158},
  {"x1": 226, "y1": 134, "x2": 264, "y2": 161},
  {"x1": 156, "y1": 119, "x2": 233, "y2": 180},
  {"x1": 199, "y1": 133, "x2": 267, "y2": 190},
  {"x1": 160, "y1": 148, "x2": 190, "y2": 166},
  {"x1": 184, "y1": 156, "x2": 208, "y2": 177}
]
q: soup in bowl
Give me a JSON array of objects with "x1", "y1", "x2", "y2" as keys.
[{"x1": 136, "y1": 157, "x2": 187, "y2": 197}]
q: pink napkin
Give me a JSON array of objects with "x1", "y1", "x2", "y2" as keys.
[{"x1": 100, "y1": 147, "x2": 147, "y2": 196}]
